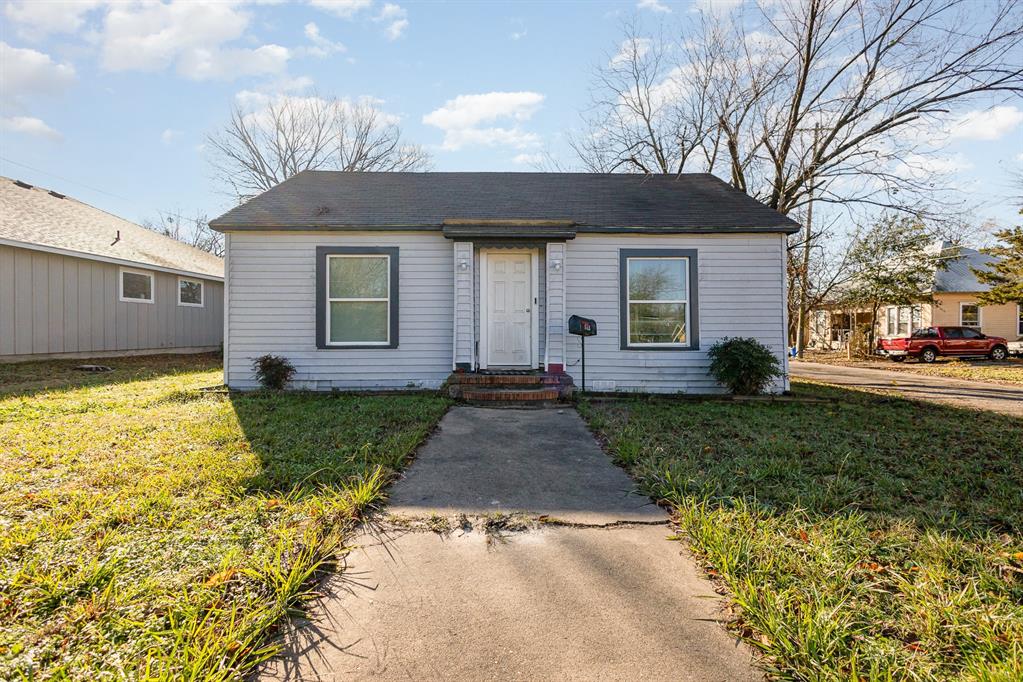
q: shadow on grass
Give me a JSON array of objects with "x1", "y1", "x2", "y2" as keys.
[
  {"x1": 0, "y1": 352, "x2": 224, "y2": 398},
  {"x1": 227, "y1": 390, "x2": 451, "y2": 496}
]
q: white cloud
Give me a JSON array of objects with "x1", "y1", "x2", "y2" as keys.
[
  {"x1": 302, "y1": 22, "x2": 346, "y2": 57},
  {"x1": 98, "y1": 1, "x2": 289, "y2": 81},
  {"x1": 689, "y1": 0, "x2": 742, "y2": 13},
  {"x1": 610, "y1": 37, "x2": 651, "y2": 66},
  {"x1": 161, "y1": 128, "x2": 182, "y2": 145},
  {"x1": 637, "y1": 0, "x2": 671, "y2": 13},
  {"x1": 3, "y1": 0, "x2": 101, "y2": 40},
  {"x1": 947, "y1": 106, "x2": 1023, "y2": 141},
  {"x1": 1, "y1": 116, "x2": 61, "y2": 140},
  {"x1": 510, "y1": 30, "x2": 527, "y2": 40},
  {"x1": 375, "y1": 3, "x2": 408, "y2": 40},
  {"x1": 423, "y1": 91, "x2": 545, "y2": 151},
  {"x1": 234, "y1": 75, "x2": 316, "y2": 110},
  {"x1": 896, "y1": 153, "x2": 974, "y2": 179},
  {"x1": 0, "y1": 42, "x2": 76, "y2": 99},
  {"x1": 308, "y1": 0, "x2": 373, "y2": 18},
  {"x1": 512, "y1": 152, "x2": 543, "y2": 165}
]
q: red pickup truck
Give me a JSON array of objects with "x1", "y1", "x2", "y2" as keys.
[{"x1": 878, "y1": 326, "x2": 1010, "y2": 363}]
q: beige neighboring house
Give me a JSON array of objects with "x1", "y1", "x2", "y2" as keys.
[
  {"x1": 809, "y1": 243, "x2": 1023, "y2": 351},
  {"x1": 0, "y1": 177, "x2": 224, "y2": 362}
]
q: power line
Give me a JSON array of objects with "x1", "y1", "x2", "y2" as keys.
[{"x1": 0, "y1": 155, "x2": 136, "y2": 204}]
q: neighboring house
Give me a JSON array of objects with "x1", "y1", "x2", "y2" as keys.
[
  {"x1": 809, "y1": 243, "x2": 1023, "y2": 350},
  {"x1": 0, "y1": 177, "x2": 224, "y2": 362},
  {"x1": 211, "y1": 172, "x2": 799, "y2": 393}
]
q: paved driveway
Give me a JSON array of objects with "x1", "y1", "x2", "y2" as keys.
[
  {"x1": 791, "y1": 360, "x2": 1023, "y2": 417},
  {"x1": 261, "y1": 407, "x2": 760, "y2": 682}
]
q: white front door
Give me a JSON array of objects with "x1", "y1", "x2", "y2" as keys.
[{"x1": 486, "y1": 252, "x2": 532, "y2": 366}]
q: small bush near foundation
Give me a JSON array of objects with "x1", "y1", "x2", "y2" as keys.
[
  {"x1": 253, "y1": 354, "x2": 296, "y2": 390},
  {"x1": 708, "y1": 337, "x2": 783, "y2": 395}
]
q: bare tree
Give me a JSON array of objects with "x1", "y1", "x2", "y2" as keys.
[
  {"x1": 143, "y1": 210, "x2": 223, "y2": 257},
  {"x1": 207, "y1": 96, "x2": 431, "y2": 203},
  {"x1": 576, "y1": 0, "x2": 1023, "y2": 216}
]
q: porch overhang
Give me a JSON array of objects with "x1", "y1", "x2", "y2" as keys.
[{"x1": 442, "y1": 219, "x2": 577, "y2": 241}]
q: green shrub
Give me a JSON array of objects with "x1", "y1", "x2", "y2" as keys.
[
  {"x1": 253, "y1": 354, "x2": 296, "y2": 390},
  {"x1": 707, "y1": 337, "x2": 783, "y2": 395}
]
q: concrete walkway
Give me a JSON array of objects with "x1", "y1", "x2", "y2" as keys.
[
  {"x1": 790, "y1": 360, "x2": 1023, "y2": 417},
  {"x1": 261, "y1": 407, "x2": 760, "y2": 682}
]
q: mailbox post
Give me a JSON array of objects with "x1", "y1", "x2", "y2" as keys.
[{"x1": 568, "y1": 315, "x2": 597, "y2": 392}]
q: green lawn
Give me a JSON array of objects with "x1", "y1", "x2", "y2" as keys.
[
  {"x1": 580, "y1": 385, "x2": 1023, "y2": 681},
  {"x1": 0, "y1": 355, "x2": 450, "y2": 680}
]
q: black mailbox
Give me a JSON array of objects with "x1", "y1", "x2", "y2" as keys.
[{"x1": 569, "y1": 315, "x2": 597, "y2": 337}]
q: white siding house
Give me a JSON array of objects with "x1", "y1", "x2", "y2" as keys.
[{"x1": 211, "y1": 172, "x2": 799, "y2": 394}]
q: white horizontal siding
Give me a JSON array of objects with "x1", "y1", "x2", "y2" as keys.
[
  {"x1": 564, "y1": 233, "x2": 787, "y2": 394},
  {"x1": 226, "y1": 231, "x2": 453, "y2": 390}
]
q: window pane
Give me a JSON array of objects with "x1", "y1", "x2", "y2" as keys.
[
  {"x1": 886, "y1": 308, "x2": 897, "y2": 335},
  {"x1": 122, "y1": 272, "x2": 151, "y2": 300},
  {"x1": 962, "y1": 328, "x2": 982, "y2": 339},
  {"x1": 330, "y1": 301, "x2": 388, "y2": 343},
  {"x1": 629, "y1": 302, "x2": 686, "y2": 344},
  {"x1": 329, "y1": 256, "x2": 388, "y2": 299},
  {"x1": 961, "y1": 304, "x2": 980, "y2": 326},
  {"x1": 628, "y1": 259, "x2": 686, "y2": 301},
  {"x1": 179, "y1": 280, "x2": 202, "y2": 304}
]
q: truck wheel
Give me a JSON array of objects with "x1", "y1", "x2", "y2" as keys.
[
  {"x1": 890, "y1": 356, "x2": 905, "y2": 363},
  {"x1": 990, "y1": 345, "x2": 1008, "y2": 362},
  {"x1": 921, "y1": 347, "x2": 938, "y2": 363}
]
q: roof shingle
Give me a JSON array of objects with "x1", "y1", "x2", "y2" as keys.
[
  {"x1": 0, "y1": 177, "x2": 223, "y2": 279},
  {"x1": 209, "y1": 171, "x2": 800, "y2": 234}
]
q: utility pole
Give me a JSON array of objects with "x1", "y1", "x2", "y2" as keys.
[{"x1": 794, "y1": 125, "x2": 819, "y2": 359}]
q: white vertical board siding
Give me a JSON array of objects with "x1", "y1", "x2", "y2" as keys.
[
  {"x1": 452, "y1": 241, "x2": 474, "y2": 368},
  {"x1": 545, "y1": 243, "x2": 566, "y2": 368},
  {"x1": 0, "y1": 243, "x2": 223, "y2": 360},
  {"x1": 226, "y1": 231, "x2": 453, "y2": 390},
  {"x1": 564, "y1": 233, "x2": 787, "y2": 394}
]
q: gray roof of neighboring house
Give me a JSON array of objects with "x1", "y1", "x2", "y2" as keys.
[
  {"x1": 209, "y1": 171, "x2": 801, "y2": 234},
  {"x1": 0, "y1": 177, "x2": 223, "y2": 279},
  {"x1": 933, "y1": 246, "x2": 995, "y2": 292}
]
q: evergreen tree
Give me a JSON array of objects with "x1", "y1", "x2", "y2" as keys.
[{"x1": 973, "y1": 213, "x2": 1023, "y2": 306}]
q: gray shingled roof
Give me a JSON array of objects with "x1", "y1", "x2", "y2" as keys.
[
  {"x1": 209, "y1": 171, "x2": 801, "y2": 233},
  {"x1": 934, "y1": 246, "x2": 995, "y2": 292},
  {"x1": 1, "y1": 177, "x2": 223, "y2": 279}
]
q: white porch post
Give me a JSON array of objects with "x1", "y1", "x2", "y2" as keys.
[
  {"x1": 453, "y1": 241, "x2": 475, "y2": 370},
  {"x1": 545, "y1": 242, "x2": 567, "y2": 373}
]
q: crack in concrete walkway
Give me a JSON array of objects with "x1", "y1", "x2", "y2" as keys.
[{"x1": 261, "y1": 407, "x2": 761, "y2": 682}]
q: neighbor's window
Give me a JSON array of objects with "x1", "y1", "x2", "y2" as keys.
[
  {"x1": 316, "y1": 247, "x2": 399, "y2": 349},
  {"x1": 620, "y1": 250, "x2": 697, "y2": 349},
  {"x1": 178, "y1": 277, "x2": 204, "y2": 307},
  {"x1": 884, "y1": 305, "x2": 920, "y2": 336},
  {"x1": 1018, "y1": 304, "x2": 1022, "y2": 336},
  {"x1": 119, "y1": 268, "x2": 154, "y2": 303},
  {"x1": 960, "y1": 303, "x2": 981, "y2": 328}
]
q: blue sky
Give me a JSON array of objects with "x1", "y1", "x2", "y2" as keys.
[{"x1": 1, "y1": 0, "x2": 1021, "y2": 234}]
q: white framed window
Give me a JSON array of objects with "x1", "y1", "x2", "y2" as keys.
[
  {"x1": 119, "y1": 267, "x2": 154, "y2": 303},
  {"x1": 884, "y1": 305, "x2": 920, "y2": 336},
  {"x1": 326, "y1": 253, "x2": 392, "y2": 346},
  {"x1": 623, "y1": 255, "x2": 691, "y2": 348},
  {"x1": 1017, "y1": 303, "x2": 1022, "y2": 336},
  {"x1": 177, "y1": 277, "x2": 204, "y2": 307},
  {"x1": 960, "y1": 302, "x2": 981, "y2": 328}
]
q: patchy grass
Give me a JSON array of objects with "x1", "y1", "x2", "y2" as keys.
[
  {"x1": 0, "y1": 355, "x2": 450, "y2": 680},
  {"x1": 803, "y1": 351, "x2": 1023, "y2": 386},
  {"x1": 579, "y1": 384, "x2": 1023, "y2": 680}
]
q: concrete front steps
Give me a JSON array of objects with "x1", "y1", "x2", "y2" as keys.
[{"x1": 446, "y1": 371, "x2": 574, "y2": 406}]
